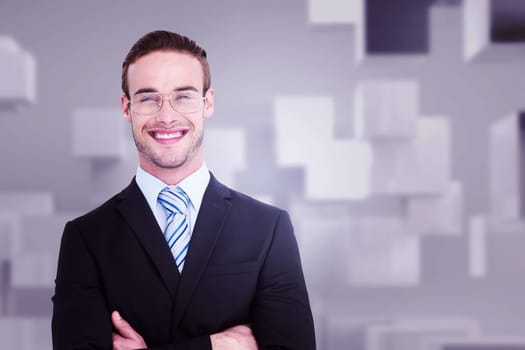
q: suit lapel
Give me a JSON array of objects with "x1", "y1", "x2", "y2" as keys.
[
  {"x1": 116, "y1": 179, "x2": 180, "y2": 298},
  {"x1": 172, "y1": 174, "x2": 232, "y2": 328}
]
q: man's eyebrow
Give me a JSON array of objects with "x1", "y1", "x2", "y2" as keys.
[
  {"x1": 133, "y1": 88, "x2": 157, "y2": 96},
  {"x1": 133, "y1": 86, "x2": 200, "y2": 96},
  {"x1": 173, "y1": 86, "x2": 199, "y2": 93}
]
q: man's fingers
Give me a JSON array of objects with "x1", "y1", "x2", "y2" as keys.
[
  {"x1": 230, "y1": 324, "x2": 252, "y2": 335},
  {"x1": 112, "y1": 311, "x2": 140, "y2": 339},
  {"x1": 210, "y1": 324, "x2": 258, "y2": 350}
]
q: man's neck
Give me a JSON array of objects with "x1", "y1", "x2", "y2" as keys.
[{"x1": 139, "y1": 159, "x2": 204, "y2": 186}]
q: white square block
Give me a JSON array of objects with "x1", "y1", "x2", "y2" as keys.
[
  {"x1": 296, "y1": 217, "x2": 354, "y2": 289},
  {"x1": 308, "y1": 0, "x2": 363, "y2": 24},
  {"x1": 11, "y1": 213, "x2": 77, "y2": 288},
  {"x1": 324, "y1": 316, "x2": 395, "y2": 350},
  {"x1": 274, "y1": 96, "x2": 335, "y2": 166},
  {"x1": 274, "y1": 96, "x2": 375, "y2": 200},
  {"x1": 489, "y1": 112, "x2": 524, "y2": 220},
  {"x1": 485, "y1": 216, "x2": 525, "y2": 235},
  {"x1": 367, "y1": 318, "x2": 480, "y2": 350},
  {"x1": 205, "y1": 127, "x2": 246, "y2": 189},
  {"x1": 0, "y1": 214, "x2": 18, "y2": 260},
  {"x1": 429, "y1": 1, "x2": 463, "y2": 59},
  {"x1": 0, "y1": 317, "x2": 51, "y2": 350},
  {"x1": 0, "y1": 192, "x2": 54, "y2": 216},
  {"x1": 11, "y1": 253, "x2": 56, "y2": 288},
  {"x1": 354, "y1": 80, "x2": 419, "y2": 140},
  {"x1": 406, "y1": 181, "x2": 463, "y2": 235},
  {"x1": 371, "y1": 117, "x2": 451, "y2": 195},
  {"x1": 424, "y1": 336, "x2": 525, "y2": 350},
  {"x1": 463, "y1": 0, "x2": 491, "y2": 60},
  {"x1": 13, "y1": 213, "x2": 74, "y2": 255},
  {"x1": 88, "y1": 138, "x2": 137, "y2": 206},
  {"x1": 0, "y1": 36, "x2": 36, "y2": 106},
  {"x1": 305, "y1": 140, "x2": 373, "y2": 200},
  {"x1": 73, "y1": 108, "x2": 127, "y2": 158},
  {"x1": 464, "y1": 0, "x2": 525, "y2": 61},
  {"x1": 348, "y1": 217, "x2": 420, "y2": 287},
  {"x1": 468, "y1": 215, "x2": 487, "y2": 278}
]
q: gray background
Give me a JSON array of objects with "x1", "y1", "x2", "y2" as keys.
[{"x1": 1, "y1": 0, "x2": 525, "y2": 349}]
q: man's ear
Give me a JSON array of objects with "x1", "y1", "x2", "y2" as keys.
[
  {"x1": 121, "y1": 94, "x2": 131, "y2": 122},
  {"x1": 203, "y1": 88, "x2": 215, "y2": 120}
]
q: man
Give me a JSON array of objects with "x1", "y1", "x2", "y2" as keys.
[{"x1": 52, "y1": 30, "x2": 316, "y2": 350}]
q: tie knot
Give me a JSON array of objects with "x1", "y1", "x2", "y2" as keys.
[{"x1": 158, "y1": 186, "x2": 190, "y2": 215}]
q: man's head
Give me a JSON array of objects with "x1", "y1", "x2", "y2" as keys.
[
  {"x1": 121, "y1": 30, "x2": 211, "y2": 99},
  {"x1": 121, "y1": 30, "x2": 215, "y2": 184}
]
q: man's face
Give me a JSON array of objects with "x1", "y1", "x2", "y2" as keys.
[{"x1": 121, "y1": 50, "x2": 214, "y2": 176}]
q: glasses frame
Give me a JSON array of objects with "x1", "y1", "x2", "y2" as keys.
[{"x1": 128, "y1": 91, "x2": 206, "y2": 115}]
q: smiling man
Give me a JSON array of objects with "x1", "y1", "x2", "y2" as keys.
[{"x1": 52, "y1": 31, "x2": 316, "y2": 350}]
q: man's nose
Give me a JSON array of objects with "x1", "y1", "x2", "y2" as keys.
[{"x1": 155, "y1": 98, "x2": 179, "y2": 123}]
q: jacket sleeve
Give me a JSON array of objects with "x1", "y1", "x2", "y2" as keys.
[
  {"x1": 250, "y1": 211, "x2": 316, "y2": 349},
  {"x1": 52, "y1": 222, "x2": 215, "y2": 350},
  {"x1": 52, "y1": 221, "x2": 113, "y2": 350}
]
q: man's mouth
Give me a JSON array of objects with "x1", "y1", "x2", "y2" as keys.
[{"x1": 150, "y1": 129, "x2": 188, "y2": 141}]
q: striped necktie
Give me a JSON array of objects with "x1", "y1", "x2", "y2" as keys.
[{"x1": 158, "y1": 186, "x2": 191, "y2": 272}]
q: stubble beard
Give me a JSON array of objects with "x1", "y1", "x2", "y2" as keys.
[{"x1": 131, "y1": 125, "x2": 204, "y2": 170}]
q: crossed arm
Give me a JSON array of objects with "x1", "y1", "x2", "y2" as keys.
[
  {"x1": 112, "y1": 311, "x2": 257, "y2": 350},
  {"x1": 53, "y1": 212, "x2": 315, "y2": 349}
]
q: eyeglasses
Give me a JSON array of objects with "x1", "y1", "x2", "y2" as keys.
[{"x1": 129, "y1": 91, "x2": 206, "y2": 115}]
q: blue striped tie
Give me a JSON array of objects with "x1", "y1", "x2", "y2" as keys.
[{"x1": 158, "y1": 186, "x2": 191, "y2": 272}]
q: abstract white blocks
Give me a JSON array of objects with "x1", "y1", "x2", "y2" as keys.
[
  {"x1": 297, "y1": 216, "x2": 420, "y2": 288},
  {"x1": 0, "y1": 215, "x2": 17, "y2": 262},
  {"x1": 306, "y1": 140, "x2": 372, "y2": 200},
  {"x1": 72, "y1": 108, "x2": 135, "y2": 205},
  {"x1": 87, "y1": 138, "x2": 137, "y2": 206},
  {"x1": 11, "y1": 214, "x2": 73, "y2": 288},
  {"x1": 353, "y1": 80, "x2": 452, "y2": 196},
  {"x1": 407, "y1": 182, "x2": 463, "y2": 235},
  {"x1": 308, "y1": 0, "x2": 363, "y2": 25},
  {"x1": 348, "y1": 217, "x2": 420, "y2": 287},
  {"x1": 464, "y1": 0, "x2": 525, "y2": 61},
  {"x1": 463, "y1": 0, "x2": 491, "y2": 60},
  {"x1": 205, "y1": 127, "x2": 246, "y2": 188},
  {"x1": 489, "y1": 111, "x2": 525, "y2": 220},
  {"x1": 468, "y1": 215, "x2": 487, "y2": 278},
  {"x1": 274, "y1": 97, "x2": 335, "y2": 166},
  {"x1": 0, "y1": 317, "x2": 51, "y2": 350},
  {"x1": 424, "y1": 336, "x2": 525, "y2": 350},
  {"x1": 73, "y1": 108, "x2": 128, "y2": 159},
  {"x1": 371, "y1": 117, "x2": 451, "y2": 196},
  {"x1": 0, "y1": 36, "x2": 36, "y2": 107},
  {"x1": 274, "y1": 96, "x2": 372, "y2": 200},
  {"x1": 0, "y1": 192, "x2": 54, "y2": 216},
  {"x1": 274, "y1": 86, "x2": 452, "y2": 199},
  {"x1": 296, "y1": 217, "x2": 352, "y2": 288},
  {"x1": 366, "y1": 318, "x2": 480, "y2": 350},
  {"x1": 354, "y1": 80, "x2": 419, "y2": 140}
]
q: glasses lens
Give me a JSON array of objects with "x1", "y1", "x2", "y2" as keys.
[
  {"x1": 131, "y1": 93, "x2": 161, "y2": 115},
  {"x1": 170, "y1": 92, "x2": 203, "y2": 114},
  {"x1": 131, "y1": 92, "x2": 204, "y2": 115}
]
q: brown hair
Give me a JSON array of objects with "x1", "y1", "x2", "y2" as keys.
[{"x1": 121, "y1": 30, "x2": 211, "y2": 98}]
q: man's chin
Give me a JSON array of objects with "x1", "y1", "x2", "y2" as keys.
[{"x1": 151, "y1": 159, "x2": 184, "y2": 169}]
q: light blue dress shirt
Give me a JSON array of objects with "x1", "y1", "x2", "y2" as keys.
[{"x1": 135, "y1": 163, "x2": 211, "y2": 234}]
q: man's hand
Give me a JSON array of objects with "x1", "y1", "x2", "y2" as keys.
[
  {"x1": 112, "y1": 311, "x2": 147, "y2": 350},
  {"x1": 210, "y1": 325, "x2": 258, "y2": 350}
]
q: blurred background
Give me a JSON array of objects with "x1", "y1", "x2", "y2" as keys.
[{"x1": 1, "y1": 0, "x2": 525, "y2": 349}]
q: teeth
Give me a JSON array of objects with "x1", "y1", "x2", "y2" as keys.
[{"x1": 155, "y1": 131, "x2": 183, "y2": 139}]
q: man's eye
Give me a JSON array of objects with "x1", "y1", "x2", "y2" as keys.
[
  {"x1": 175, "y1": 94, "x2": 191, "y2": 101},
  {"x1": 138, "y1": 94, "x2": 159, "y2": 103}
]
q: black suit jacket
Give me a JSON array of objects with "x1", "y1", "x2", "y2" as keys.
[{"x1": 52, "y1": 174, "x2": 315, "y2": 349}]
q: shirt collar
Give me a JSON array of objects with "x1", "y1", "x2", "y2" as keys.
[{"x1": 135, "y1": 163, "x2": 210, "y2": 213}]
